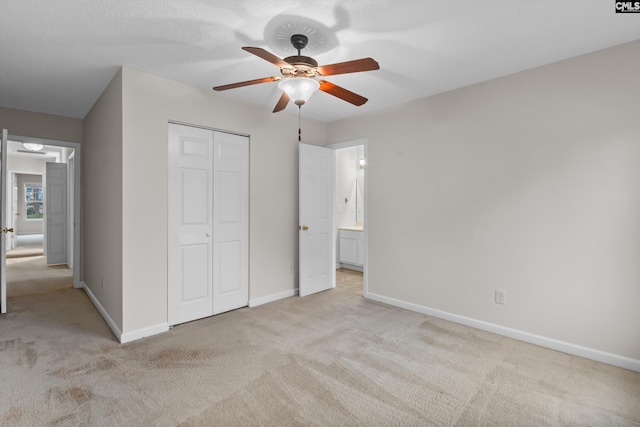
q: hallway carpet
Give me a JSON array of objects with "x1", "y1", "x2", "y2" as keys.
[
  {"x1": 6, "y1": 255, "x2": 73, "y2": 297},
  {"x1": 1, "y1": 279, "x2": 639, "y2": 425}
]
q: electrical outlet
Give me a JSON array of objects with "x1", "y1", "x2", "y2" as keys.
[
  {"x1": 101, "y1": 278, "x2": 104, "y2": 290},
  {"x1": 495, "y1": 289, "x2": 506, "y2": 305}
]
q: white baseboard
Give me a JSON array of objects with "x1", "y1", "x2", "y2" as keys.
[
  {"x1": 120, "y1": 323, "x2": 169, "y2": 344},
  {"x1": 249, "y1": 288, "x2": 299, "y2": 307},
  {"x1": 338, "y1": 263, "x2": 364, "y2": 272},
  {"x1": 82, "y1": 282, "x2": 168, "y2": 344},
  {"x1": 366, "y1": 292, "x2": 640, "y2": 373},
  {"x1": 82, "y1": 282, "x2": 122, "y2": 341}
]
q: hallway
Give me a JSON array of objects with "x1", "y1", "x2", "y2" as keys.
[{"x1": 5, "y1": 233, "x2": 72, "y2": 297}]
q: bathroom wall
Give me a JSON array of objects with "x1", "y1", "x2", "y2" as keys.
[{"x1": 335, "y1": 145, "x2": 365, "y2": 265}]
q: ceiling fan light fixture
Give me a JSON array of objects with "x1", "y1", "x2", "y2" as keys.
[
  {"x1": 22, "y1": 142, "x2": 44, "y2": 151},
  {"x1": 278, "y1": 78, "x2": 320, "y2": 107}
]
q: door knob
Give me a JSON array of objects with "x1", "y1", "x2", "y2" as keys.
[
  {"x1": 2, "y1": 228, "x2": 14, "y2": 233},
  {"x1": 300, "y1": 225, "x2": 309, "y2": 231}
]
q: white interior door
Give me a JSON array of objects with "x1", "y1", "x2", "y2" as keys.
[
  {"x1": 45, "y1": 162, "x2": 67, "y2": 265},
  {"x1": 212, "y1": 132, "x2": 249, "y2": 314},
  {"x1": 168, "y1": 124, "x2": 249, "y2": 326},
  {"x1": 299, "y1": 143, "x2": 334, "y2": 297},
  {"x1": 168, "y1": 124, "x2": 214, "y2": 325},
  {"x1": 1, "y1": 129, "x2": 8, "y2": 314}
]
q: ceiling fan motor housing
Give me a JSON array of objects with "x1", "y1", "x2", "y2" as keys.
[
  {"x1": 281, "y1": 56, "x2": 319, "y2": 77},
  {"x1": 281, "y1": 34, "x2": 319, "y2": 77}
]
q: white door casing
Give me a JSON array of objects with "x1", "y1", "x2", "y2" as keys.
[
  {"x1": 45, "y1": 162, "x2": 68, "y2": 265},
  {"x1": 168, "y1": 123, "x2": 249, "y2": 326},
  {"x1": 1, "y1": 129, "x2": 7, "y2": 314},
  {"x1": 299, "y1": 143, "x2": 334, "y2": 297},
  {"x1": 10, "y1": 173, "x2": 17, "y2": 250},
  {"x1": 212, "y1": 131, "x2": 249, "y2": 315},
  {"x1": 67, "y1": 153, "x2": 75, "y2": 269},
  {"x1": 168, "y1": 124, "x2": 215, "y2": 325}
]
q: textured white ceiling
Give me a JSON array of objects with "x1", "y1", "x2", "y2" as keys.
[{"x1": 1, "y1": 0, "x2": 639, "y2": 122}]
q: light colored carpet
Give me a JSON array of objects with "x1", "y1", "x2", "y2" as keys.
[
  {"x1": 1, "y1": 272, "x2": 639, "y2": 426},
  {"x1": 6, "y1": 234, "x2": 44, "y2": 259},
  {"x1": 6, "y1": 255, "x2": 73, "y2": 297}
]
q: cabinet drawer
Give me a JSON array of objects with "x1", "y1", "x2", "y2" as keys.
[{"x1": 340, "y1": 230, "x2": 360, "y2": 240}]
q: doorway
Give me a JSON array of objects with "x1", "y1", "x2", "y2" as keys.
[
  {"x1": 330, "y1": 139, "x2": 367, "y2": 296},
  {"x1": 4, "y1": 136, "x2": 80, "y2": 303}
]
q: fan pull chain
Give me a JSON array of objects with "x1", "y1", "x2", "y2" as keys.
[{"x1": 298, "y1": 106, "x2": 301, "y2": 142}]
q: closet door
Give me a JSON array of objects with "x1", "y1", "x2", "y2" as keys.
[
  {"x1": 212, "y1": 132, "x2": 249, "y2": 314},
  {"x1": 168, "y1": 124, "x2": 249, "y2": 326},
  {"x1": 168, "y1": 124, "x2": 214, "y2": 325}
]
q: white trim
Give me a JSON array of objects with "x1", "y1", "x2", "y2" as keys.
[
  {"x1": 366, "y1": 292, "x2": 640, "y2": 373},
  {"x1": 249, "y1": 288, "x2": 299, "y2": 308},
  {"x1": 83, "y1": 281, "x2": 169, "y2": 343},
  {"x1": 338, "y1": 263, "x2": 364, "y2": 272},
  {"x1": 120, "y1": 323, "x2": 169, "y2": 344},
  {"x1": 82, "y1": 281, "x2": 122, "y2": 341},
  {"x1": 328, "y1": 138, "x2": 367, "y2": 150}
]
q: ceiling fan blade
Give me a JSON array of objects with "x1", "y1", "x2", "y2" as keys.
[
  {"x1": 273, "y1": 92, "x2": 290, "y2": 113},
  {"x1": 242, "y1": 47, "x2": 294, "y2": 69},
  {"x1": 316, "y1": 58, "x2": 379, "y2": 76},
  {"x1": 213, "y1": 76, "x2": 280, "y2": 91},
  {"x1": 318, "y1": 80, "x2": 368, "y2": 106}
]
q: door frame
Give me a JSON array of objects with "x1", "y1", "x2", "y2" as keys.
[
  {"x1": 6, "y1": 135, "x2": 82, "y2": 288},
  {"x1": 328, "y1": 138, "x2": 368, "y2": 297}
]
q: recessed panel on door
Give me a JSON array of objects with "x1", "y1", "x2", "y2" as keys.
[
  {"x1": 182, "y1": 170, "x2": 209, "y2": 225},
  {"x1": 218, "y1": 241, "x2": 241, "y2": 294},
  {"x1": 219, "y1": 171, "x2": 241, "y2": 223}
]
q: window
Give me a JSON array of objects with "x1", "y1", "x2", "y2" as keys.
[{"x1": 25, "y1": 184, "x2": 43, "y2": 219}]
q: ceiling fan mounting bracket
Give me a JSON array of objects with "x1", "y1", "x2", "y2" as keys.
[{"x1": 290, "y1": 34, "x2": 309, "y2": 53}]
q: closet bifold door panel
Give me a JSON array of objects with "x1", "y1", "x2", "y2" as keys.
[
  {"x1": 212, "y1": 131, "x2": 249, "y2": 315},
  {"x1": 168, "y1": 123, "x2": 249, "y2": 326}
]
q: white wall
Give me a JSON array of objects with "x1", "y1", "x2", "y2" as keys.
[
  {"x1": 336, "y1": 146, "x2": 359, "y2": 229},
  {"x1": 119, "y1": 67, "x2": 327, "y2": 335},
  {"x1": 355, "y1": 145, "x2": 364, "y2": 224},
  {"x1": 0, "y1": 107, "x2": 82, "y2": 143},
  {"x1": 83, "y1": 70, "x2": 124, "y2": 332},
  {"x1": 327, "y1": 40, "x2": 640, "y2": 363}
]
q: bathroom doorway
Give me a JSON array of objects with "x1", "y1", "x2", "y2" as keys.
[{"x1": 331, "y1": 139, "x2": 367, "y2": 296}]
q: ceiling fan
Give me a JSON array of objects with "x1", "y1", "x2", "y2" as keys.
[{"x1": 213, "y1": 34, "x2": 379, "y2": 113}]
